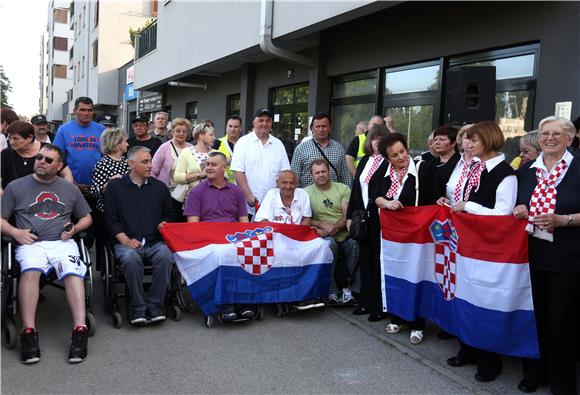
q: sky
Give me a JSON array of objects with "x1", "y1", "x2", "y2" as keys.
[{"x1": 0, "y1": 0, "x2": 48, "y2": 118}]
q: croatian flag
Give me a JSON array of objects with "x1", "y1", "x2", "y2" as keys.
[
  {"x1": 161, "y1": 222, "x2": 333, "y2": 316},
  {"x1": 380, "y1": 205, "x2": 539, "y2": 358}
]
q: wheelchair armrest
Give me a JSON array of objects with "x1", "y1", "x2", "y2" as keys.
[
  {"x1": 77, "y1": 231, "x2": 88, "y2": 239},
  {"x1": 2, "y1": 235, "x2": 13, "y2": 243}
]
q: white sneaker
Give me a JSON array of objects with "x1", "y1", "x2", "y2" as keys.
[
  {"x1": 342, "y1": 288, "x2": 354, "y2": 304},
  {"x1": 410, "y1": 330, "x2": 424, "y2": 345}
]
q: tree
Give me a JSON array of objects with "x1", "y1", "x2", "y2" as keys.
[{"x1": 0, "y1": 65, "x2": 12, "y2": 108}]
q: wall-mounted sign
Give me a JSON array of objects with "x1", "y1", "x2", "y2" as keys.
[
  {"x1": 138, "y1": 93, "x2": 163, "y2": 112},
  {"x1": 555, "y1": 101, "x2": 572, "y2": 120},
  {"x1": 126, "y1": 66, "x2": 134, "y2": 84},
  {"x1": 125, "y1": 82, "x2": 137, "y2": 101}
]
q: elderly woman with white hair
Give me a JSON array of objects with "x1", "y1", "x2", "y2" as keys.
[
  {"x1": 513, "y1": 116, "x2": 580, "y2": 394},
  {"x1": 510, "y1": 130, "x2": 541, "y2": 170}
]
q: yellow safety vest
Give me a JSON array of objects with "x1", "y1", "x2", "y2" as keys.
[
  {"x1": 354, "y1": 133, "x2": 367, "y2": 168},
  {"x1": 217, "y1": 135, "x2": 236, "y2": 184}
]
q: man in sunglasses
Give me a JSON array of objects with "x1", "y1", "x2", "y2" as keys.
[
  {"x1": 306, "y1": 159, "x2": 359, "y2": 306},
  {"x1": 1, "y1": 145, "x2": 93, "y2": 364}
]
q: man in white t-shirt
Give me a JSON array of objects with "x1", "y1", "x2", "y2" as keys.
[{"x1": 231, "y1": 108, "x2": 290, "y2": 217}]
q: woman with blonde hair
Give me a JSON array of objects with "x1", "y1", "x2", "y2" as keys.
[{"x1": 172, "y1": 122, "x2": 216, "y2": 205}]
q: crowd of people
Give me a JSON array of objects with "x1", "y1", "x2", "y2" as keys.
[{"x1": 1, "y1": 97, "x2": 579, "y2": 394}]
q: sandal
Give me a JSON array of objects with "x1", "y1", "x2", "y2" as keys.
[
  {"x1": 385, "y1": 324, "x2": 403, "y2": 334},
  {"x1": 410, "y1": 330, "x2": 424, "y2": 345}
]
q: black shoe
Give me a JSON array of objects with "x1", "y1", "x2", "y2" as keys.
[
  {"x1": 447, "y1": 355, "x2": 476, "y2": 367},
  {"x1": 130, "y1": 309, "x2": 148, "y2": 326},
  {"x1": 475, "y1": 372, "x2": 499, "y2": 383},
  {"x1": 517, "y1": 378, "x2": 548, "y2": 393},
  {"x1": 221, "y1": 311, "x2": 237, "y2": 322},
  {"x1": 352, "y1": 307, "x2": 369, "y2": 316},
  {"x1": 20, "y1": 328, "x2": 41, "y2": 364},
  {"x1": 239, "y1": 307, "x2": 256, "y2": 319},
  {"x1": 147, "y1": 306, "x2": 166, "y2": 323},
  {"x1": 437, "y1": 330, "x2": 455, "y2": 340},
  {"x1": 367, "y1": 313, "x2": 385, "y2": 322},
  {"x1": 68, "y1": 326, "x2": 88, "y2": 363}
]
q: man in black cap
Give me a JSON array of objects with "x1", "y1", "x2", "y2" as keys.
[
  {"x1": 230, "y1": 108, "x2": 290, "y2": 218},
  {"x1": 31, "y1": 115, "x2": 54, "y2": 144},
  {"x1": 95, "y1": 113, "x2": 116, "y2": 131},
  {"x1": 128, "y1": 116, "x2": 162, "y2": 156}
]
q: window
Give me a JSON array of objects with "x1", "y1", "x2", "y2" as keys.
[
  {"x1": 331, "y1": 71, "x2": 378, "y2": 147},
  {"x1": 81, "y1": 56, "x2": 85, "y2": 77},
  {"x1": 271, "y1": 83, "x2": 309, "y2": 151},
  {"x1": 54, "y1": 8, "x2": 68, "y2": 24},
  {"x1": 82, "y1": 5, "x2": 86, "y2": 27},
  {"x1": 92, "y1": 39, "x2": 98, "y2": 66},
  {"x1": 53, "y1": 36, "x2": 68, "y2": 51},
  {"x1": 450, "y1": 44, "x2": 539, "y2": 161},
  {"x1": 77, "y1": 61, "x2": 80, "y2": 81},
  {"x1": 185, "y1": 101, "x2": 198, "y2": 125},
  {"x1": 73, "y1": 64, "x2": 77, "y2": 82},
  {"x1": 53, "y1": 64, "x2": 67, "y2": 79},
  {"x1": 383, "y1": 61, "x2": 441, "y2": 155},
  {"x1": 226, "y1": 94, "x2": 240, "y2": 120},
  {"x1": 94, "y1": 0, "x2": 99, "y2": 26}
]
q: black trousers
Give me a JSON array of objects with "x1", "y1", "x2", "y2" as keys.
[
  {"x1": 456, "y1": 341, "x2": 502, "y2": 377},
  {"x1": 522, "y1": 269, "x2": 580, "y2": 395},
  {"x1": 391, "y1": 315, "x2": 425, "y2": 330}
]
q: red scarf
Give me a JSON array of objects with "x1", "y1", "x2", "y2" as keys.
[
  {"x1": 385, "y1": 162, "x2": 409, "y2": 199},
  {"x1": 364, "y1": 155, "x2": 383, "y2": 184},
  {"x1": 453, "y1": 158, "x2": 475, "y2": 203},
  {"x1": 462, "y1": 161, "x2": 486, "y2": 201},
  {"x1": 525, "y1": 159, "x2": 568, "y2": 242}
]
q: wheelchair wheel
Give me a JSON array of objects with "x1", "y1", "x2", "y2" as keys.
[
  {"x1": 86, "y1": 312, "x2": 96, "y2": 337},
  {"x1": 205, "y1": 315, "x2": 214, "y2": 328},
  {"x1": 175, "y1": 274, "x2": 195, "y2": 313},
  {"x1": 256, "y1": 306, "x2": 264, "y2": 321},
  {"x1": 2, "y1": 319, "x2": 17, "y2": 349},
  {"x1": 170, "y1": 305, "x2": 182, "y2": 321},
  {"x1": 112, "y1": 312, "x2": 123, "y2": 329}
]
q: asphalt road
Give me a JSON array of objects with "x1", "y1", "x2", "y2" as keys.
[{"x1": 2, "y1": 278, "x2": 578, "y2": 394}]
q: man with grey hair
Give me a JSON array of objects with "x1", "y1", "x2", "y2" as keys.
[
  {"x1": 151, "y1": 111, "x2": 170, "y2": 142},
  {"x1": 104, "y1": 146, "x2": 175, "y2": 325},
  {"x1": 355, "y1": 121, "x2": 367, "y2": 136},
  {"x1": 345, "y1": 115, "x2": 395, "y2": 176}
]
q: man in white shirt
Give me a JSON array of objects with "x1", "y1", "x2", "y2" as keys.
[
  {"x1": 254, "y1": 170, "x2": 312, "y2": 225},
  {"x1": 231, "y1": 108, "x2": 290, "y2": 217}
]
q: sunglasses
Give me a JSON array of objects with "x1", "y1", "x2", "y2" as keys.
[{"x1": 35, "y1": 154, "x2": 56, "y2": 164}]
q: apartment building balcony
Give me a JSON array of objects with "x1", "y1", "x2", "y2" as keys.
[{"x1": 136, "y1": 20, "x2": 156, "y2": 59}]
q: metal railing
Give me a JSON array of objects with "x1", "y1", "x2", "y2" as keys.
[{"x1": 137, "y1": 20, "x2": 157, "y2": 59}]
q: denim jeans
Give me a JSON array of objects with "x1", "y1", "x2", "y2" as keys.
[
  {"x1": 114, "y1": 241, "x2": 173, "y2": 315},
  {"x1": 325, "y1": 237, "x2": 360, "y2": 295}
]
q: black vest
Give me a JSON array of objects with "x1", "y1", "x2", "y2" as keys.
[{"x1": 467, "y1": 160, "x2": 514, "y2": 208}]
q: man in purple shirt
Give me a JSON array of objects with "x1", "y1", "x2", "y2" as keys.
[
  {"x1": 184, "y1": 151, "x2": 248, "y2": 223},
  {"x1": 184, "y1": 151, "x2": 254, "y2": 321}
]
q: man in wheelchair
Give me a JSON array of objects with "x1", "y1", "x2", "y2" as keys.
[
  {"x1": 104, "y1": 146, "x2": 174, "y2": 326},
  {"x1": 1, "y1": 145, "x2": 93, "y2": 364}
]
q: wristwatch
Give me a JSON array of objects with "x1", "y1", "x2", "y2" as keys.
[{"x1": 566, "y1": 214, "x2": 573, "y2": 226}]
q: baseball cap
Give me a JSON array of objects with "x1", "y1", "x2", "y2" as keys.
[
  {"x1": 31, "y1": 115, "x2": 48, "y2": 125},
  {"x1": 253, "y1": 108, "x2": 273, "y2": 119},
  {"x1": 131, "y1": 116, "x2": 149, "y2": 124},
  {"x1": 95, "y1": 113, "x2": 116, "y2": 126}
]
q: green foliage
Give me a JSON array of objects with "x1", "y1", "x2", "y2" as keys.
[
  {"x1": 0, "y1": 65, "x2": 12, "y2": 108},
  {"x1": 129, "y1": 18, "x2": 156, "y2": 48}
]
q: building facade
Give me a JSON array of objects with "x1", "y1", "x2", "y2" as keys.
[
  {"x1": 66, "y1": 0, "x2": 155, "y2": 120},
  {"x1": 41, "y1": 0, "x2": 74, "y2": 125},
  {"x1": 132, "y1": 1, "x2": 578, "y2": 159}
]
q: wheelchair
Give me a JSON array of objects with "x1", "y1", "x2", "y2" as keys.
[
  {"x1": 100, "y1": 242, "x2": 193, "y2": 328},
  {"x1": 1, "y1": 233, "x2": 97, "y2": 349}
]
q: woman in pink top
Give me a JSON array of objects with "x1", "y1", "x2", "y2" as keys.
[{"x1": 151, "y1": 117, "x2": 192, "y2": 219}]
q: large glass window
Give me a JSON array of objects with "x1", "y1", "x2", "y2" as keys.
[
  {"x1": 385, "y1": 65, "x2": 440, "y2": 95},
  {"x1": 463, "y1": 54, "x2": 535, "y2": 80},
  {"x1": 185, "y1": 101, "x2": 198, "y2": 125},
  {"x1": 226, "y1": 94, "x2": 240, "y2": 120},
  {"x1": 385, "y1": 105, "x2": 434, "y2": 156},
  {"x1": 271, "y1": 83, "x2": 309, "y2": 162},
  {"x1": 331, "y1": 72, "x2": 378, "y2": 148}
]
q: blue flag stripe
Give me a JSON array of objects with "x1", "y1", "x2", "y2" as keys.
[{"x1": 385, "y1": 275, "x2": 539, "y2": 358}]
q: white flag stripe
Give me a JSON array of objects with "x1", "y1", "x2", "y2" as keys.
[
  {"x1": 382, "y1": 239, "x2": 533, "y2": 312},
  {"x1": 174, "y1": 234, "x2": 333, "y2": 286}
]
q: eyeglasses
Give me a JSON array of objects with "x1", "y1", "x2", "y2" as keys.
[
  {"x1": 539, "y1": 131, "x2": 565, "y2": 140},
  {"x1": 35, "y1": 154, "x2": 55, "y2": 164}
]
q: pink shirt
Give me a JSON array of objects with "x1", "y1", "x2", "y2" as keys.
[{"x1": 151, "y1": 140, "x2": 192, "y2": 188}]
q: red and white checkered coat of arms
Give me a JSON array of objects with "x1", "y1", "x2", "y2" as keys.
[
  {"x1": 429, "y1": 219, "x2": 458, "y2": 301},
  {"x1": 235, "y1": 233, "x2": 274, "y2": 275}
]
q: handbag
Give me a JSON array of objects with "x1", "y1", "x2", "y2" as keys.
[
  {"x1": 349, "y1": 200, "x2": 372, "y2": 241},
  {"x1": 170, "y1": 183, "x2": 190, "y2": 203}
]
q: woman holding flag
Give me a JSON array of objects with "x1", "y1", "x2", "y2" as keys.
[
  {"x1": 513, "y1": 116, "x2": 580, "y2": 395},
  {"x1": 374, "y1": 132, "x2": 435, "y2": 345},
  {"x1": 441, "y1": 121, "x2": 517, "y2": 383}
]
